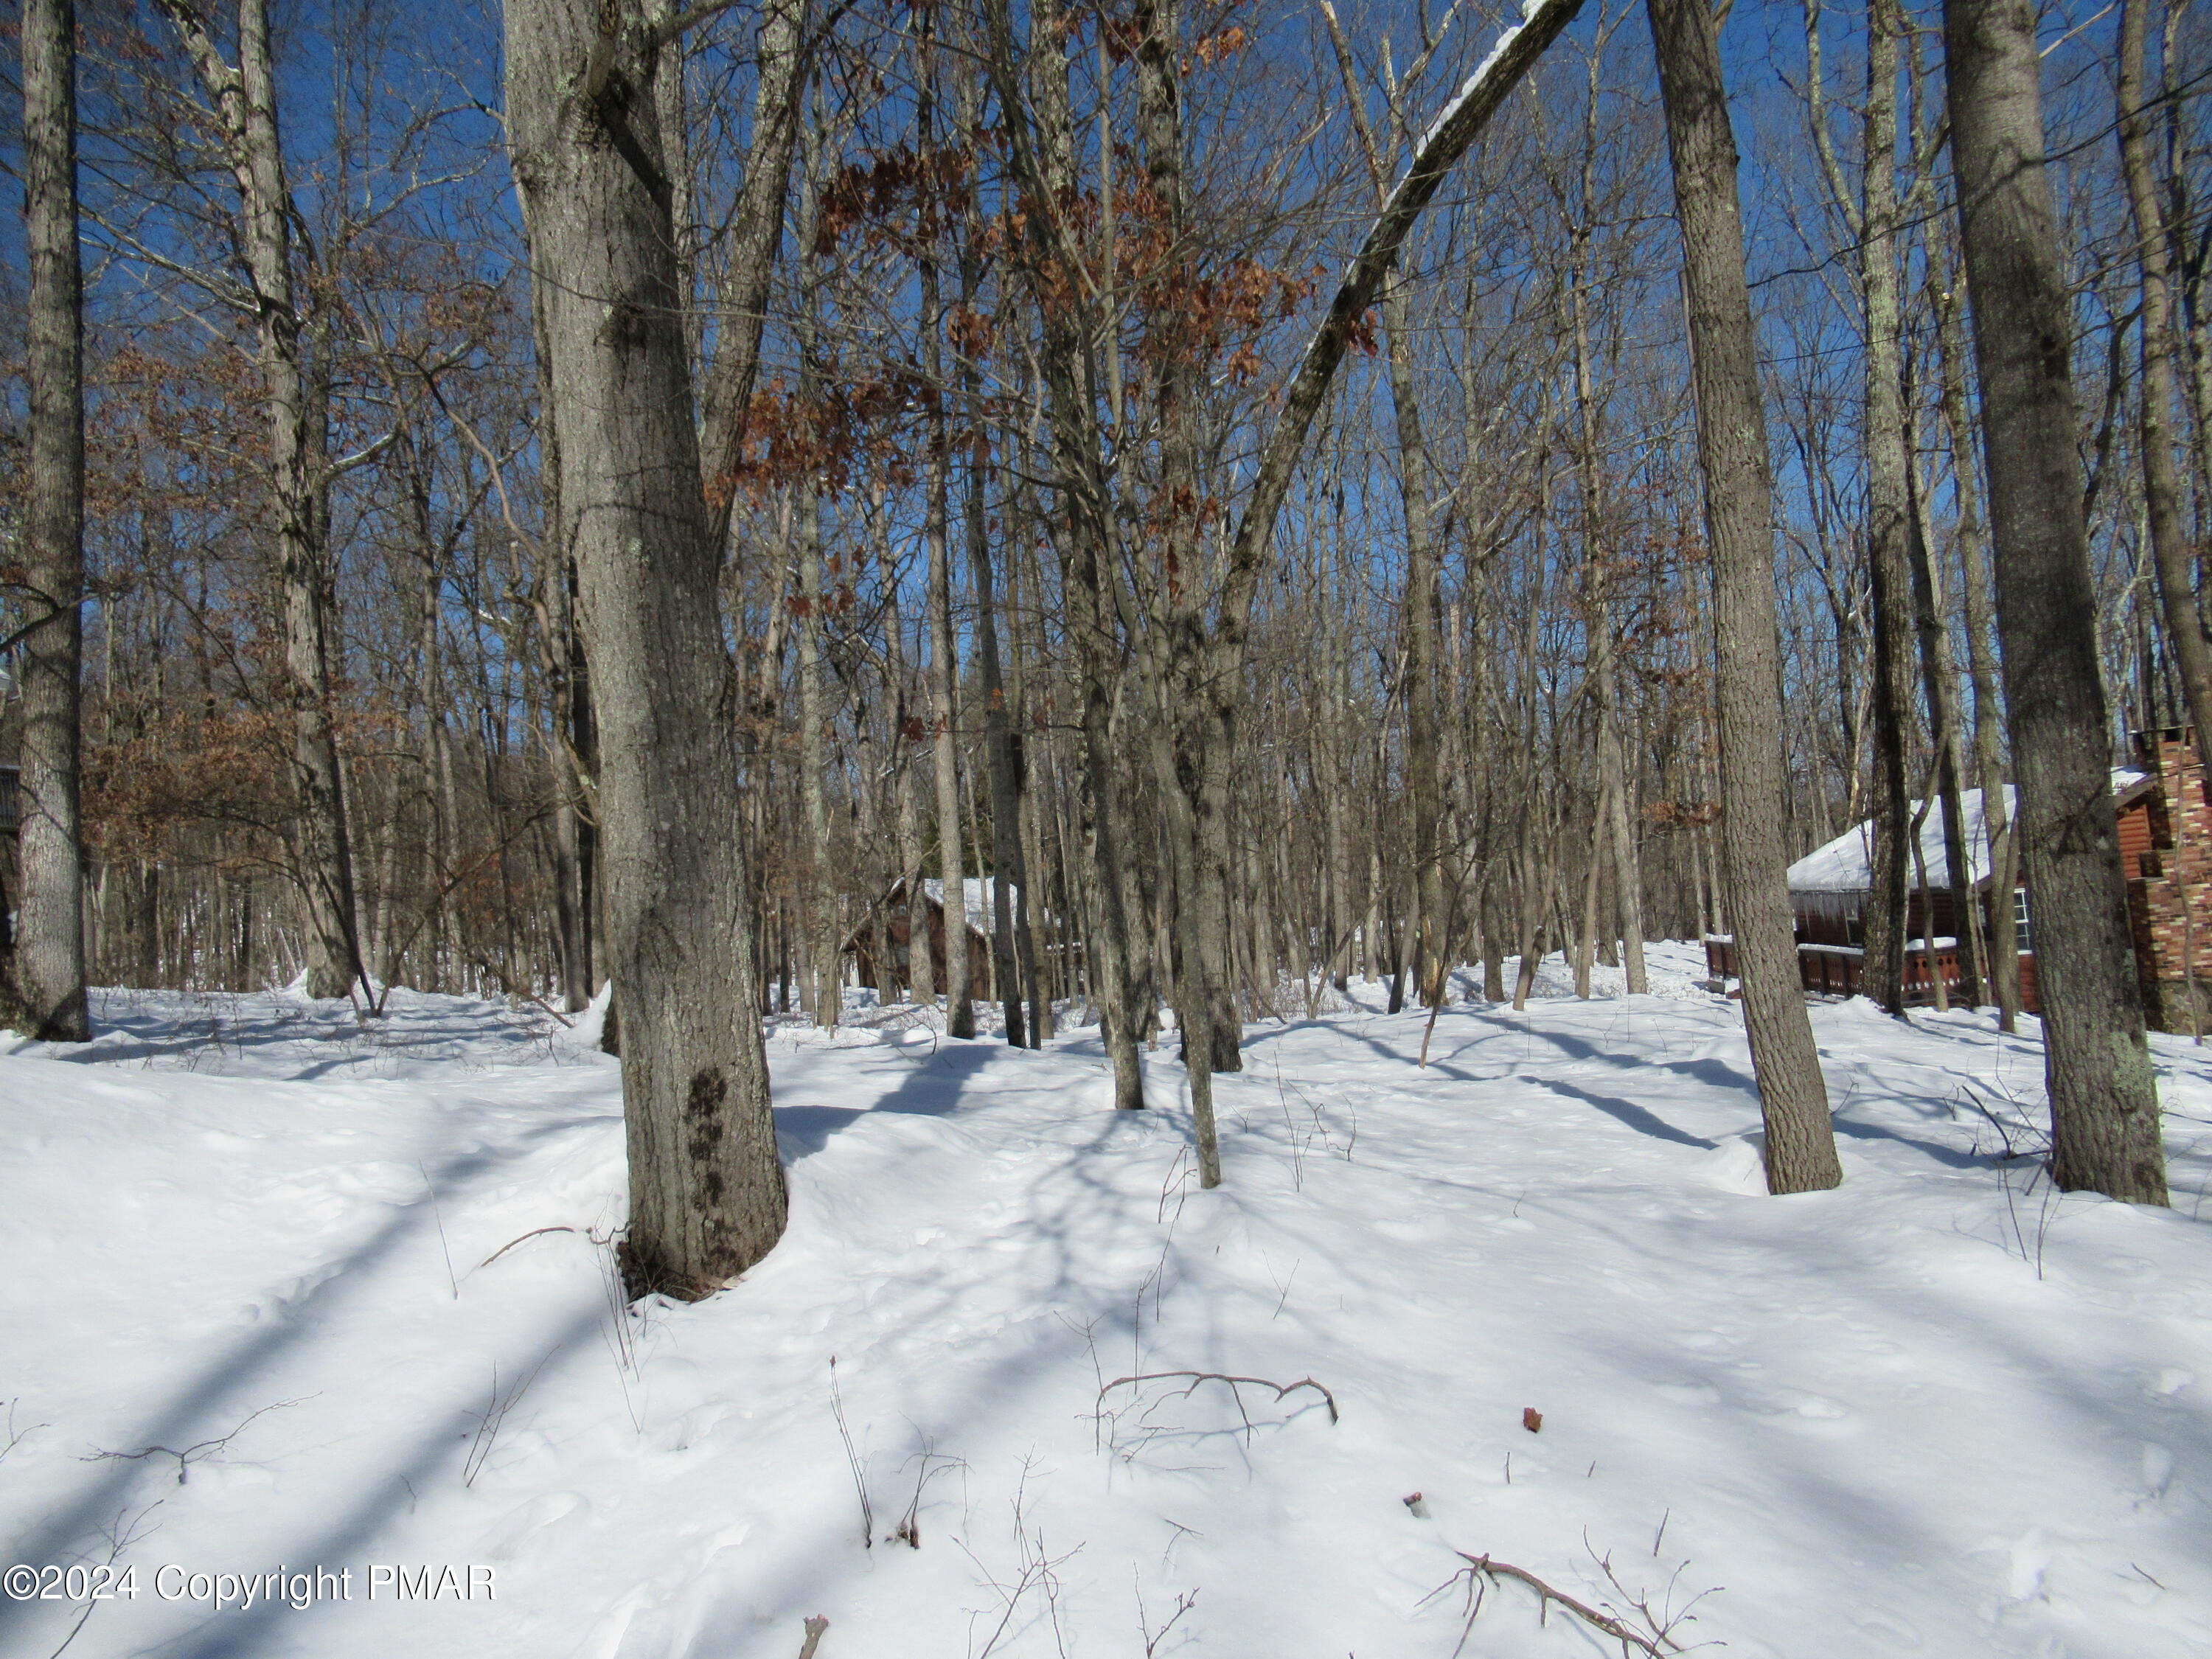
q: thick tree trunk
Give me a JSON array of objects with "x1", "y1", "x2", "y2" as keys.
[
  {"x1": 1944, "y1": 0, "x2": 2167, "y2": 1202},
  {"x1": 507, "y1": 0, "x2": 787, "y2": 1292},
  {"x1": 1646, "y1": 0, "x2": 1841, "y2": 1192},
  {"x1": 16, "y1": 0, "x2": 90, "y2": 1039}
]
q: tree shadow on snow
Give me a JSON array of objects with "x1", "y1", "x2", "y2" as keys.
[
  {"x1": 0, "y1": 1114, "x2": 607, "y2": 1638},
  {"x1": 773, "y1": 1043, "x2": 1001, "y2": 1158},
  {"x1": 145, "y1": 1304, "x2": 608, "y2": 1659},
  {"x1": 1531, "y1": 1078, "x2": 1719, "y2": 1150}
]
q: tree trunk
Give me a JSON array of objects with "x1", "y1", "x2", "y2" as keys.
[
  {"x1": 923, "y1": 380, "x2": 972, "y2": 1038},
  {"x1": 1646, "y1": 0, "x2": 1841, "y2": 1192},
  {"x1": 161, "y1": 0, "x2": 364, "y2": 1001},
  {"x1": 1380, "y1": 262, "x2": 1450, "y2": 1009},
  {"x1": 507, "y1": 0, "x2": 788, "y2": 1292},
  {"x1": 1930, "y1": 231, "x2": 2022, "y2": 1025},
  {"x1": 2119, "y1": 0, "x2": 2212, "y2": 746},
  {"x1": 1857, "y1": 0, "x2": 1917, "y2": 1019},
  {"x1": 881, "y1": 494, "x2": 930, "y2": 1009},
  {"x1": 1003, "y1": 481, "x2": 1051, "y2": 1040},
  {"x1": 797, "y1": 495, "x2": 838, "y2": 1029},
  {"x1": 16, "y1": 0, "x2": 90, "y2": 1039},
  {"x1": 1944, "y1": 0, "x2": 2167, "y2": 1203},
  {"x1": 916, "y1": 28, "x2": 972, "y2": 1040},
  {"x1": 974, "y1": 451, "x2": 1031, "y2": 1046},
  {"x1": 1905, "y1": 436, "x2": 1985, "y2": 1006},
  {"x1": 1571, "y1": 267, "x2": 1647, "y2": 994},
  {"x1": 984, "y1": 0, "x2": 1142, "y2": 1102}
]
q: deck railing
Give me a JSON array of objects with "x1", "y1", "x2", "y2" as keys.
[{"x1": 1703, "y1": 933, "x2": 1970, "y2": 1004}]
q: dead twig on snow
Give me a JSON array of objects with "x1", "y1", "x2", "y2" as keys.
[
  {"x1": 478, "y1": 1225, "x2": 583, "y2": 1267},
  {"x1": 1098, "y1": 1371, "x2": 1340, "y2": 1432},
  {"x1": 80, "y1": 1399, "x2": 307, "y2": 1486},
  {"x1": 827, "y1": 1357, "x2": 875, "y2": 1547},
  {"x1": 1427, "y1": 1548, "x2": 1709, "y2": 1658}
]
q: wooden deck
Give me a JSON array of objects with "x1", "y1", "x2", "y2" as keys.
[{"x1": 1703, "y1": 934, "x2": 2019, "y2": 1008}]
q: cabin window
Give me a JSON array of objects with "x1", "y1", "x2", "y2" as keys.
[{"x1": 2013, "y1": 888, "x2": 2032, "y2": 953}]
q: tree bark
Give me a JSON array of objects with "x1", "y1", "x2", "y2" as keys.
[
  {"x1": 1944, "y1": 0, "x2": 2167, "y2": 1202},
  {"x1": 984, "y1": 0, "x2": 1143, "y2": 1103},
  {"x1": 797, "y1": 495, "x2": 838, "y2": 1028},
  {"x1": 507, "y1": 0, "x2": 788, "y2": 1292},
  {"x1": 1646, "y1": 0, "x2": 1841, "y2": 1192},
  {"x1": 16, "y1": 0, "x2": 90, "y2": 1039},
  {"x1": 1905, "y1": 432, "x2": 1985, "y2": 1006},
  {"x1": 1380, "y1": 261, "x2": 1450, "y2": 1009},
  {"x1": 1855, "y1": 0, "x2": 1917, "y2": 1019},
  {"x1": 697, "y1": 0, "x2": 808, "y2": 536},
  {"x1": 2119, "y1": 0, "x2": 2212, "y2": 747},
  {"x1": 1571, "y1": 266, "x2": 1647, "y2": 994},
  {"x1": 161, "y1": 0, "x2": 365, "y2": 1002},
  {"x1": 922, "y1": 346, "x2": 972, "y2": 1037},
  {"x1": 974, "y1": 453, "x2": 1031, "y2": 1046},
  {"x1": 1930, "y1": 232, "x2": 2021, "y2": 1025}
]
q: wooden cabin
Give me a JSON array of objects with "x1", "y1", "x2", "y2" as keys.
[
  {"x1": 844, "y1": 876, "x2": 1011, "y2": 1004},
  {"x1": 1704, "y1": 728, "x2": 2212, "y2": 1029}
]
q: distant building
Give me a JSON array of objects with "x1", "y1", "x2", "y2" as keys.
[
  {"x1": 1705, "y1": 728, "x2": 2212, "y2": 1030},
  {"x1": 844, "y1": 877, "x2": 1012, "y2": 1004}
]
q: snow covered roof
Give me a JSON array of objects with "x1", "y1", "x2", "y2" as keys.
[
  {"x1": 1785, "y1": 771, "x2": 2146, "y2": 894},
  {"x1": 921, "y1": 876, "x2": 1001, "y2": 916},
  {"x1": 917, "y1": 877, "x2": 1046, "y2": 929}
]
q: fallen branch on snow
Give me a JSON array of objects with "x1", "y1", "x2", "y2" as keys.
[
  {"x1": 1428, "y1": 1547, "x2": 1713, "y2": 1658},
  {"x1": 1098, "y1": 1371, "x2": 1340, "y2": 1427},
  {"x1": 80, "y1": 1398, "x2": 307, "y2": 1486},
  {"x1": 478, "y1": 1224, "x2": 583, "y2": 1267}
]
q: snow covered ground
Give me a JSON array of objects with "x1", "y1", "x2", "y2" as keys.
[{"x1": 3, "y1": 942, "x2": 2211, "y2": 1658}]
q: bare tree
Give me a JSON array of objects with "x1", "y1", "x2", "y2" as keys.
[
  {"x1": 1943, "y1": 0, "x2": 2166, "y2": 1203},
  {"x1": 156, "y1": 0, "x2": 367, "y2": 1001},
  {"x1": 1646, "y1": 0, "x2": 1841, "y2": 1192},
  {"x1": 2118, "y1": 0, "x2": 2212, "y2": 749},
  {"x1": 505, "y1": 0, "x2": 790, "y2": 1293},
  {"x1": 14, "y1": 0, "x2": 91, "y2": 1040}
]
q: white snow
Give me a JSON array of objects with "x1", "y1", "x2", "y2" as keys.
[
  {"x1": 1787, "y1": 771, "x2": 2148, "y2": 894},
  {"x1": 917, "y1": 876, "x2": 1020, "y2": 928},
  {"x1": 4, "y1": 951, "x2": 2211, "y2": 1657},
  {"x1": 1411, "y1": 0, "x2": 1562, "y2": 158}
]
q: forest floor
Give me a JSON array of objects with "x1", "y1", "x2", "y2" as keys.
[{"x1": 3, "y1": 944, "x2": 2211, "y2": 1658}]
